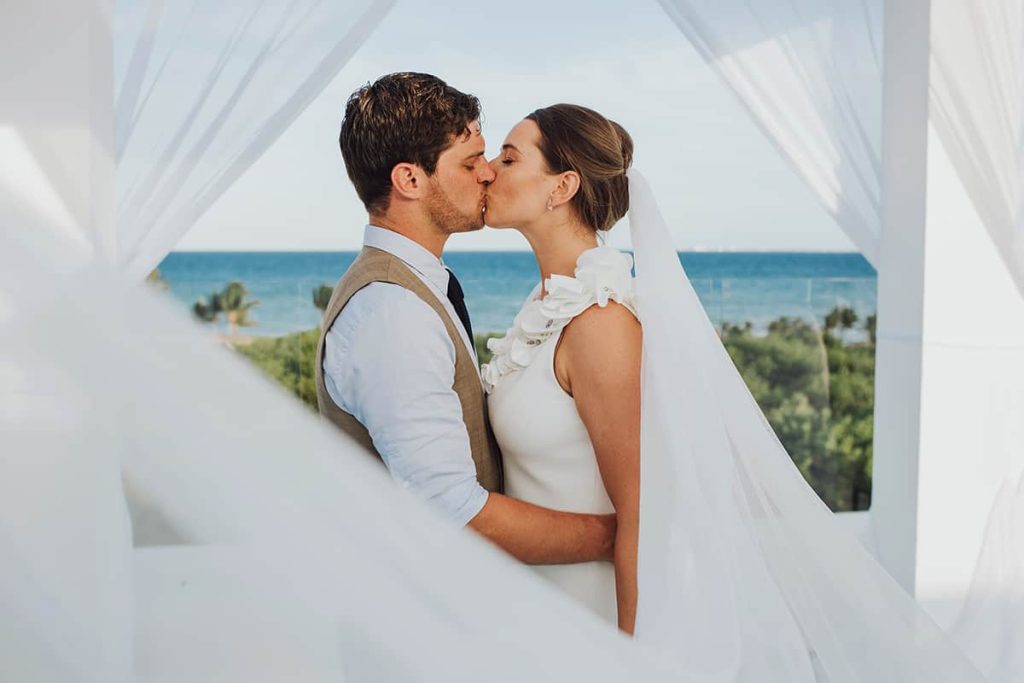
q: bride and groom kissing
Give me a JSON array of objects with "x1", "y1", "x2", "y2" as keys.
[
  {"x1": 313, "y1": 72, "x2": 985, "y2": 679},
  {"x1": 315, "y1": 72, "x2": 639, "y2": 631}
]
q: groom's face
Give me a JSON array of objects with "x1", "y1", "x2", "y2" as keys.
[{"x1": 424, "y1": 121, "x2": 495, "y2": 234}]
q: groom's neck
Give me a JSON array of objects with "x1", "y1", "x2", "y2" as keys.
[{"x1": 369, "y1": 212, "x2": 448, "y2": 259}]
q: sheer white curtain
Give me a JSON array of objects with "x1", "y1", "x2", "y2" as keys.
[
  {"x1": 655, "y1": 0, "x2": 884, "y2": 265},
  {"x1": 114, "y1": 0, "x2": 393, "y2": 279},
  {"x1": 930, "y1": 0, "x2": 1024, "y2": 296},
  {"x1": 950, "y1": 472, "x2": 1024, "y2": 681},
  {"x1": 0, "y1": 226, "x2": 677, "y2": 681},
  {"x1": 929, "y1": 3, "x2": 1024, "y2": 676},
  {"x1": 1, "y1": 1, "x2": 687, "y2": 680},
  {"x1": 1, "y1": 3, "x2": 132, "y2": 681}
]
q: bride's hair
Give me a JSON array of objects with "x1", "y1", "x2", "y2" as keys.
[{"x1": 526, "y1": 104, "x2": 633, "y2": 232}]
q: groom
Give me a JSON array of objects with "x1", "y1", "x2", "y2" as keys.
[{"x1": 315, "y1": 72, "x2": 615, "y2": 564}]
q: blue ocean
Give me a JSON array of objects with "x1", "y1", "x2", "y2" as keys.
[{"x1": 157, "y1": 251, "x2": 877, "y2": 338}]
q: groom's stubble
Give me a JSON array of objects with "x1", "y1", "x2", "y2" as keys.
[{"x1": 425, "y1": 175, "x2": 486, "y2": 236}]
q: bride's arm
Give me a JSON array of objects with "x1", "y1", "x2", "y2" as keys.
[{"x1": 557, "y1": 302, "x2": 642, "y2": 635}]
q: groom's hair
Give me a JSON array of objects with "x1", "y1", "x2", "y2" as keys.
[{"x1": 339, "y1": 72, "x2": 481, "y2": 214}]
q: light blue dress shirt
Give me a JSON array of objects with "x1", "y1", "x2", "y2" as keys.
[{"x1": 322, "y1": 226, "x2": 489, "y2": 526}]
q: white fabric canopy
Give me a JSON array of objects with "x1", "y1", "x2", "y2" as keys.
[
  {"x1": 1, "y1": 3, "x2": 132, "y2": 680},
  {"x1": 114, "y1": 0, "x2": 392, "y2": 279},
  {"x1": 1, "y1": 3, "x2": 680, "y2": 678},
  {"x1": 656, "y1": 0, "x2": 884, "y2": 265},
  {"x1": 910, "y1": 2, "x2": 1024, "y2": 674},
  {"x1": 0, "y1": 225, "x2": 678, "y2": 681},
  {"x1": 0, "y1": 2, "x2": 679, "y2": 679},
  {"x1": 4, "y1": 0, "x2": 1022, "y2": 680},
  {"x1": 659, "y1": 3, "x2": 1024, "y2": 680},
  {"x1": 951, "y1": 472, "x2": 1024, "y2": 680},
  {"x1": 2, "y1": 4, "x2": 395, "y2": 671},
  {"x1": 930, "y1": 0, "x2": 1024, "y2": 296}
]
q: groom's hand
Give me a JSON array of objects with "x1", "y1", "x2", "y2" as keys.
[{"x1": 468, "y1": 493, "x2": 617, "y2": 565}]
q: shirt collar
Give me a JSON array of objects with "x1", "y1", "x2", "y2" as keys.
[{"x1": 363, "y1": 224, "x2": 450, "y2": 293}]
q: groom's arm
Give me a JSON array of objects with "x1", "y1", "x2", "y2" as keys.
[
  {"x1": 325, "y1": 285, "x2": 614, "y2": 563},
  {"x1": 324, "y1": 285, "x2": 489, "y2": 525},
  {"x1": 468, "y1": 494, "x2": 616, "y2": 565}
]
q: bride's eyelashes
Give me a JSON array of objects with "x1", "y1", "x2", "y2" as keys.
[{"x1": 501, "y1": 157, "x2": 514, "y2": 166}]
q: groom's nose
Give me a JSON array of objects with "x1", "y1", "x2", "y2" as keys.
[{"x1": 479, "y1": 162, "x2": 496, "y2": 184}]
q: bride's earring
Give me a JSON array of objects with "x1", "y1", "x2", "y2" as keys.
[{"x1": 546, "y1": 196, "x2": 554, "y2": 212}]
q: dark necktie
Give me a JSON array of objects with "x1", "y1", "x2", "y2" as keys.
[{"x1": 445, "y1": 267, "x2": 474, "y2": 341}]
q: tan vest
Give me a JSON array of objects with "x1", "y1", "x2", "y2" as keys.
[{"x1": 314, "y1": 246, "x2": 504, "y2": 493}]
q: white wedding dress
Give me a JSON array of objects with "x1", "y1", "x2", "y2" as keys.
[
  {"x1": 478, "y1": 171, "x2": 986, "y2": 681},
  {"x1": 483, "y1": 246, "x2": 638, "y2": 626}
]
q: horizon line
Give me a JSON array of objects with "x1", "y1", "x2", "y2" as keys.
[{"x1": 169, "y1": 247, "x2": 865, "y2": 255}]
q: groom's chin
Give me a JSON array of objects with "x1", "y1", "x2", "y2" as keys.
[
  {"x1": 464, "y1": 219, "x2": 486, "y2": 233},
  {"x1": 449, "y1": 220, "x2": 486, "y2": 235}
]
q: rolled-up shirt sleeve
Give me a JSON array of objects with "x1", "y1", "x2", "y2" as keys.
[{"x1": 322, "y1": 283, "x2": 489, "y2": 526}]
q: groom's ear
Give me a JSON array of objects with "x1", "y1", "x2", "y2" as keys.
[
  {"x1": 551, "y1": 171, "x2": 581, "y2": 209},
  {"x1": 390, "y1": 162, "x2": 425, "y2": 200}
]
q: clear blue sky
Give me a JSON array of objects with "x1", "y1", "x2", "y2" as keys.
[{"x1": 162, "y1": 0, "x2": 854, "y2": 253}]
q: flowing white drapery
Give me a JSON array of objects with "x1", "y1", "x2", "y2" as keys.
[
  {"x1": 628, "y1": 170, "x2": 984, "y2": 681},
  {"x1": 114, "y1": 0, "x2": 393, "y2": 279},
  {"x1": 3, "y1": 0, "x2": 1021, "y2": 680},
  {"x1": 929, "y1": 0, "x2": 1024, "y2": 297},
  {"x1": 2, "y1": 1, "x2": 682, "y2": 680},
  {"x1": 660, "y1": 4, "x2": 1024, "y2": 679},
  {"x1": 655, "y1": 0, "x2": 884, "y2": 265},
  {"x1": 911, "y1": 3, "x2": 1024, "y2": 677},
  {"x1": 950, "y1": 472, "x2": 1024, "y2": 681},
  {"x1": 0, "y1": 227, "x2": 676, "y2": 682},
  {"x1": 1, "y1": 3, "x2": 131, "y2": 680}
]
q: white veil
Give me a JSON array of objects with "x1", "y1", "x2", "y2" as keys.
[{"x1": 626, "y1": 170, "x2": 986, "y2": 681}]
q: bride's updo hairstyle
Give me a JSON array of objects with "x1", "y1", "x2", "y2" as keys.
[{"x1": 526, "y1": 104, "x2": 633, "y2": 232}]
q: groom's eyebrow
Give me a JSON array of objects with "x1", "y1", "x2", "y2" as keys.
[{"x1": 463, "y1": 150, "x2": 485, "y2": 162}]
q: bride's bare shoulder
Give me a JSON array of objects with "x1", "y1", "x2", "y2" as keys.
[
  {"x1": 566, "y1": 300, "x2": 640, "y2": 338},
  {"x1": 556, "y1": 301, "x2": 642, "y2": 389},
  {"x1": 565, "y1": 301, "x2": 641, "y2": 357}
]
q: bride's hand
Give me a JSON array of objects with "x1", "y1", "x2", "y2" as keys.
[{"x1": 597, "y1": 513, "x2": 617, "y2": 562}]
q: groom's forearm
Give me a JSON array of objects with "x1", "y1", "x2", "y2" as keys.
[{"x1": 467, "y1": 493, "x2": 616, "y2": 565}]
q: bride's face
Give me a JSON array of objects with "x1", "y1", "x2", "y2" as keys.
[{"x1": 484, "y1": 119, "x2": 557, "y2": 230}]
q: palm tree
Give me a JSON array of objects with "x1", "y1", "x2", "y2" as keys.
[
  {"x1": 218, "y1": 281, "x2": 259, "y2": 336},
  {"x1": 312, "y1": 284, "x2": 333, "y2": 313},
  {"x1": 864, "y1": 313, "x2": 877, "y2": 345},
  {"x1": 192, "y1": 296, "x2": 218, "y2": 322},
  {"x1": 840, "y1": 307, "x2": 858, "y2": 331},
  {"x1": 824, "y1": 305, "x2": 858, "y2": 340},
  {"x1": 192, "y1": 281, "x2": 259, "y2": 336}
]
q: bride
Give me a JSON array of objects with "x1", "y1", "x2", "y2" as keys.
[
  {"x1": 480, "y1": 104, "x2": 985, "y2": 681},
  {"x1": 482, "y1": 104, "x2": 641, "y2": 632}
]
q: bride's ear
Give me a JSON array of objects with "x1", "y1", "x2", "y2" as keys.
[{"x1": 550, "y1": 171, "x2": 580, "y2": 209}]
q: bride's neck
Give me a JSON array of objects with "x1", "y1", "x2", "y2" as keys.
[{"x1": 521, "y1": 220, "x2": 599, "y2": 293}]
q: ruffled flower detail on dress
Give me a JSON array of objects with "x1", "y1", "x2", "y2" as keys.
[{"x1": 480, "y1": 245, "x2": 637, "y2": 394}]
